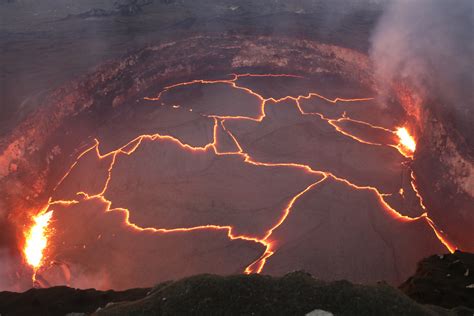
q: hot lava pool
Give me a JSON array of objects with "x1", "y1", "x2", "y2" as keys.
[{"x1": 0, "y1": 35, "x2": 468, "y2": 291}]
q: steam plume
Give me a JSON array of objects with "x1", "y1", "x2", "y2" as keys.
[{"x1": 370, "y1": 0, "x2": 474, "y2": 140}]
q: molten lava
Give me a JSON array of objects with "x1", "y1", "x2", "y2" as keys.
[
  {"x1": 19, "y1": 73, "x2": 456, "y2": 288},
  {"x1": 396, "y1": 127, "x2": 416, "y2": 157},
  {"x1": 23, "y1": 210, "x2": 54, "y2": 270}
]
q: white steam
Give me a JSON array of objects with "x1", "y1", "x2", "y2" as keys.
[{"x1": 370, "y1": 0, "x2": 473, "y2": 135}]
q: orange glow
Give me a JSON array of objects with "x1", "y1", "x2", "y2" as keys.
[
  {"x1": 425, "y1": 217, "x2": 457, "y2": 253},
  {"x1": 396, "y1": 127, "x2": 416, "y2": 157},
  {"x1": 23, "y1": 210, "x2": 54, "y2": 269},
  {"x1": 23, "y1": 73, "x2": 456, "y2": 285},
  {"x1": 410, "y1": 171, "x2": 426, "y2": 210}
]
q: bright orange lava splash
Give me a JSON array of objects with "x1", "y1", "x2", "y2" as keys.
[
  {"x1": 22, "y1": 73, "x2": 456, "y2": 284},
  {"x1": 396, "y1": 127, "x2": 416, "y2": 157},
  {"x1": 23, "y1": 210, "x2": 54, "y2": 271}
]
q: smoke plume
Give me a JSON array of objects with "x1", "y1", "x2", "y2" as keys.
[{"x1": 370, "y1": 0, "x2": 474, "y2": 141}]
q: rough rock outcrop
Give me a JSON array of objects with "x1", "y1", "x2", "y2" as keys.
[
  {"x1": 2, "y1": 266, "x2": 474, "y2": 315},
  {"x1": 400, "y1": 251, "x2": 474, "y2": 310},
  {"x1": 0, "y1": 286, "x2": 149, "y2": 316}
]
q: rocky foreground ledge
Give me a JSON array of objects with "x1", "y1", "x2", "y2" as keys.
[{"x1": 1, "y1": 252, "x2": 473, "y2": 316}]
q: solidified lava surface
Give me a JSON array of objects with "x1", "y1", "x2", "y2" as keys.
[{"x1": 0, "y1": 35, "x2": 462, "y2": 291}]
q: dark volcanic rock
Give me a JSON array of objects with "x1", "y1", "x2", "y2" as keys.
[
  {"x1": 62, "y1": 0, "x2": 153, "y2": 20},
  {"x1": 0, "y1": 286, "x2": 149, "y2": 316},
  {"x1": 3, "y1": 265, "x2": 474, "y2": 315},
  {"x1": 114, "y1": 0, "x2": 153, "y2": 16},
  {"x1": 400, "y1": 251, "x2": 474, "y2": 310},
  {"x1": 93, "y1": 272, "x2": 455, "y2": 316},
  {"x1": 66, "y1": 8, "x2": 115, "y2": 19},
  {"x1": 412, "y1": 109, "x2": 474, "y2": 253}
]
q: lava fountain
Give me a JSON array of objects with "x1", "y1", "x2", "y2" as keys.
[
  {"x1": 23, "y1": 209, "x2": 54, "y2": 281},
  {"x1": 395, "y1": 127, "x2": 416, "y2": 157}
]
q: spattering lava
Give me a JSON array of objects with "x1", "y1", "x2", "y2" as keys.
[
  {"x1": 21, "y1": 73, "x2": 456, "y2": 286},
  {"x1": 23, "y1": 210, "x2": 54, "y2": 272},
  {"x1": 396, "y1": 127, "x2": 417, "y2": 157}
]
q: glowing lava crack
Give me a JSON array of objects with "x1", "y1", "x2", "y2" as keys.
[{"x1": 22, "y1": 73, "x2": 456, "y2": 288}]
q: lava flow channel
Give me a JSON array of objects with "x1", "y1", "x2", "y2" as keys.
[{"x1": 22, "y1": 73, "x2": 456, "y2": 286}]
